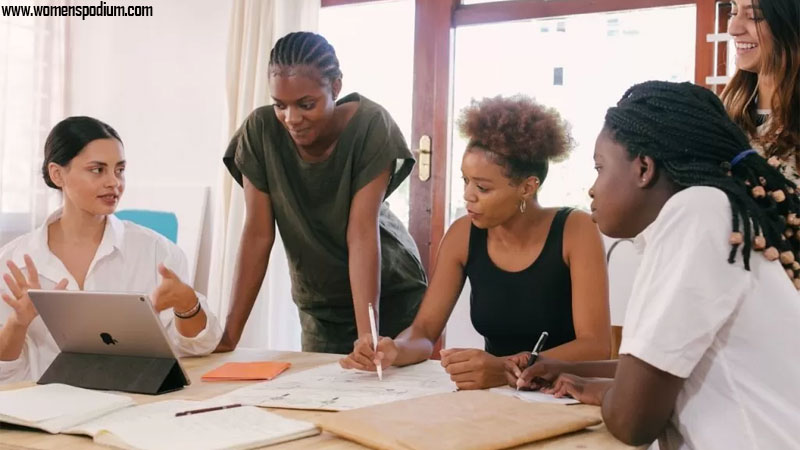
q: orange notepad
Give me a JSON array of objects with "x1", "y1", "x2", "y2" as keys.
[{"x1": 201, "y1": 361, "x2": 291, "y2": 381}]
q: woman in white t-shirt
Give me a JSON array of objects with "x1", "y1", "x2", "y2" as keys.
[
  {"x1": 0, "y1": 116, "x2": 222, "y2": 384},
  {"x1": 510, "y1": 81, "x2": 800, "y2": 449}
]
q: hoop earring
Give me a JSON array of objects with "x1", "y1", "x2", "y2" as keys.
[{"x1": 519, "y1": 199, "x2": 527, "y2": 214}]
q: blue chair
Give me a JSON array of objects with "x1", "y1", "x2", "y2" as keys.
[{"x1": 114, "y1": 209, "x2": 179, "y2": 243}]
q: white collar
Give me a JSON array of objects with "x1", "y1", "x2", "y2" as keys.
[
  {"x1": 633, "y1": 228, "x2": 649, "y2": 255},
  {"x1": 633, "y1": 201, "x2": 669, "y2": 255},
  {"x1": 12, "y1": 209, "x2": 127, "y2": 281}
]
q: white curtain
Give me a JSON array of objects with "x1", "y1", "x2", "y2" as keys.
[
  {"x1": 208, "y1": 0, "x2": 319, "y2": 350},
  {"x1": 0, "y1": 5, "x2": 65, "y2": 247}
]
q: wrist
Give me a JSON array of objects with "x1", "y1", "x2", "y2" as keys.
[
  {"x1": 358, "y1": 330, "x2": 374, "y2": 340},
  {"x1": 596, "y1": 380, "x2": 615, "y2": 405},
  {"x1": 176, "y1": 286, "x2": 198, "y2": 311},
  {"x1": 174, "y1": 293, "x2": 201, "y2": 319},
  {"x1": 6, "y1": 316, "x2": 31, "y2": 331}
]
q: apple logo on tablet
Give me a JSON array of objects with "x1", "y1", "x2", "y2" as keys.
[{"x1": 100, "y1": 332, "x2": 118, "y2": 345}]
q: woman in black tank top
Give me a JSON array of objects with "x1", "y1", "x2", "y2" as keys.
[
  {"x1": 467, "y1": 207, "x2": 576, "y2": 357},
  {"x1": 341, "y1": 96, "x2": 611, "y2": 390}
]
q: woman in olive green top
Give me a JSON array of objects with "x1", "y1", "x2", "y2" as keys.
[{"x1": 218, "y1": 32, "x2": 427, "y2": 354}]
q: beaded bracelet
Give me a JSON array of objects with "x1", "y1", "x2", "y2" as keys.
[{"x1": 174, "y1": 296, "x2": 201, "y2": 319}]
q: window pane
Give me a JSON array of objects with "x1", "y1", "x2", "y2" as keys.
[
  {"x1": 319, "y1": 0, "x2": 415, "y2": 227},
  {"x1": 448, "y1": 5, "x2": 696, "y2": 223}
]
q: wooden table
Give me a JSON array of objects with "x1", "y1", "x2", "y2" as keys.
[{"x1": 0, "y1": 349, "x2": 641, "y2": 449}]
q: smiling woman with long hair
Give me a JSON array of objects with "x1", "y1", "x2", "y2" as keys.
[{"x1": 721, "y1": 0, "x2": 800, "y2": 182}]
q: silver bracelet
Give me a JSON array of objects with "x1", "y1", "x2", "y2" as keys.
[{"x1": 174, "y1": 296, "x2": 201, "y2": 319}]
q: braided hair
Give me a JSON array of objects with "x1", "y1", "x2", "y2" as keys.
[
  {"x1": 605, "y1": 81, "x2": 800, "y2": 288},
  {"x1": 268, "y1": 32, "x2": 342, "y2": 84}
]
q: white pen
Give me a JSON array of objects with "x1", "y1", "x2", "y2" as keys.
[{"x1": 368, "y1": 303, "x2": 383, "y2": 381}]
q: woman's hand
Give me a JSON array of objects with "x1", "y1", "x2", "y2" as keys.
[
  {"x1": 540, "y1": 373, "x2": 614, "y2": 406},
  {"x1": 151, "y1": 264, "x2": 197, "y2": 313},
  {"x1": 440, "y1": 348, "x2": 508, "y2": 390},
  {"x1": 506, "y1": 355, "x2": 567, "y2": 390},
  {"x1": 506, "y1": 351, "x2": 531, "y2": 369},
  {"x1": 340, "y1": 334, "x2": 399, "y2": 371},
  {"x1": 2, "y1": 255, "x2": 67, "y2": 328}
]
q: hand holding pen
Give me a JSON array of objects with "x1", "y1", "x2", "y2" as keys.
[
  {"x1": 368, "y1": 303, "x2": 383, "y2": 381},
  {"x1": 339, "y1": 333, "x2": 399, "y2": 372},
  {"x1": 516, "y1": 331, "x2": 548, "y2": 390}
]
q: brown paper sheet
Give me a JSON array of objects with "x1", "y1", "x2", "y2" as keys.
[{"x1": 315, "y1": 390, "x2": 601, "y2": 450}]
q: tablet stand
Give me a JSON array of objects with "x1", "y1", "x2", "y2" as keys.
[{"x1": 38, "y1": 352, "x2": 187, "y2": 395}]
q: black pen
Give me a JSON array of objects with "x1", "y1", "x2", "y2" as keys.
[
  {"x1": 516, "y1": 331, "x2": 549, "y2": 390},
  {"x1": 175, "y1": 403, "x2": 242, "y2": 417},
  {"x1": 527, "y1": 331, "x2": 549, "y2": 368}
]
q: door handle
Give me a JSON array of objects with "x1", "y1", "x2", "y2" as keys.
[{"x1": 417, "y1": 135, "x2": 431, "y2": 182}]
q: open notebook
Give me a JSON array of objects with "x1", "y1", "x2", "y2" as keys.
[
  {"x1": 0, "y1": 384, "x2": 319, "y2": 450},
  {"x1": 0, "y1": 383, "x2": 134, "y2": 434}
]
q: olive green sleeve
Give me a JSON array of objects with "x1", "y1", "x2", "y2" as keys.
[
  {"x1": 222, "y1": 107, "x2": 271, "y2": 194},
  {"x1": 352, "y1": 108, "x2": 415, "y2": 198}
]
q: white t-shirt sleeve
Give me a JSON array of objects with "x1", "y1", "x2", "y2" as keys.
[
  {"x1": 619, "y1": 188, "x2": 751, "y2": 378},
  {"x1": 154, "y1": 238, "x2": 222, "y2": 357}
]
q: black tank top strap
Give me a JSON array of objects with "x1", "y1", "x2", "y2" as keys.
[
  {"x1": 466, "y1": 223, "x2": 488, "y2": 269},
  {"x1": 544, "y1": 207, "x2": 574, "y2": 264}
]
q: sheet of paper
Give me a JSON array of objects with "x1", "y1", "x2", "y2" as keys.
[
  {"x1": 215, "y1": 360, "x2": 457, "y2": 411},
  {"x1": 0, "y1": 383, "x2": 133, "y2": 432},
  {"x1": 489, "y1": 386, "x2": 580, "y2": 405},
  {"x1": 65, "y1": 399, "x2": 206, "y2": 436},
  {"x1": 94, "y1": 405, "x2": 319, "y2": 450}
]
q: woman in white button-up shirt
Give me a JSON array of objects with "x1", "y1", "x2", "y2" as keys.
[
  {"x1": 0, "y1": 116, "x2": 222, "y2": 384},
  {"x1": 512, "y1": 81, "x2": 800, "y2": 450}
]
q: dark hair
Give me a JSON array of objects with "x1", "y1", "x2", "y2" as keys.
[
  {"x1": 606, "y1": 81, "x2": 800, "y2": 283},
  {"x1": 268, "y1": 32, "x2": 342, "y2": 84},
  {"x1": 42, "y1": 116, "x2": 122, "y2": 190},
  {"x1": 457, "y1": 95, "x2": 572, "y2": 183},
  {"x1": 721, "y1": 0, "x2": 800, "y2": 160}
]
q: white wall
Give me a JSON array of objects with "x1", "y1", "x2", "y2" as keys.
[{"x1": 66, "y1": 0, "x2": 233, "y2": 293}]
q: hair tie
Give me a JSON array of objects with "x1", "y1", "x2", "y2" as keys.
[{"x1": 731, "y1": 149, "x2": 758, "y2": 167}]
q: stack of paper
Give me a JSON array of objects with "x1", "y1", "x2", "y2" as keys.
[{"x1": 215, "y1": 360, "x2": 457, "y2": 411}]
